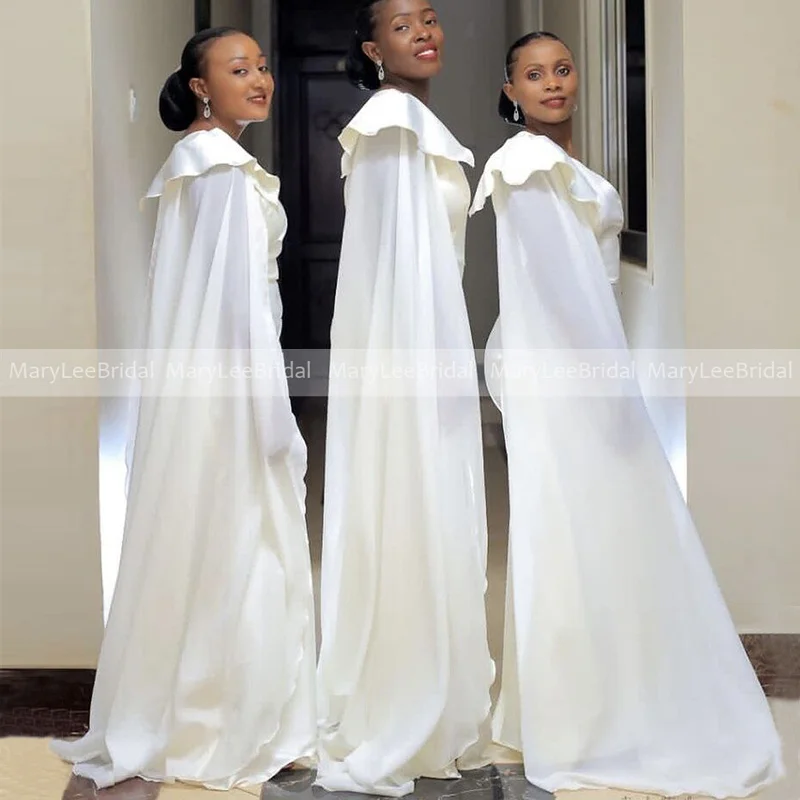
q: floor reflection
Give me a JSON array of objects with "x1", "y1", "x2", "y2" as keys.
[
  {"x1": 261, "y1": 765, "x2": 551, "y2": 800},
  {"x1": 62, "y1": 773, "x2": 161, "y2": 800}
]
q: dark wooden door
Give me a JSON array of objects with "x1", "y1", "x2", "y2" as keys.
[
  {"x1": 275, "y1": 0, "x2": 367, "y2": 354},
  {"x1": 195, "y1": 0, "x2": 211, "y2": 30}
]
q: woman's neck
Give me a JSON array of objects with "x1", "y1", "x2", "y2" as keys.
[
  {"x1": 380, "y1": 77, "x2": 430, "y2": 105},
  {"x1": 186, "y1": 118, "x2": 244, "y2": 141},
  {"x1": 525, "y1": 118, "x2": 574, "y2": 156}
]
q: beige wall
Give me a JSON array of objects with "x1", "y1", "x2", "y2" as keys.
[
  {"x1": 681, "y1": 0, "x2": 800, "y2": 632},
  {"x1": 0, "y1": 0, "x2": 197, "y2": 667},
  {"x1": 622, "y1": 0, "x2": 800, "y2": 632},
  {"x1": 90, "y1": 0, "x2": 196, "y2": 621},
  {"x1": 0, "y1": 1, "x2": 103, "y2": 666}
]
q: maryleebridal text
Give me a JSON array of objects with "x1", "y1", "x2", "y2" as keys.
[
  {"x1": 8, "y1": 360, "x2": 313, "y2": 384},
  {"x1": 487, "y1": 359, "x2": 793, "y2": 382}
]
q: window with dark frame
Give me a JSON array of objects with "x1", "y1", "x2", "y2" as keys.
[{"x1": 621, "y1": 0, "x2": 647, "y2": 265}]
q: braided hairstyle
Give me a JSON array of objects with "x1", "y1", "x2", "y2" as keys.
[
  {"x1": 498, "y1": 31, "x2": 568, "y2": 125},
  {"x1": 346, "y1": 0, "x2": 386, "y2": 90},
  {"x1": 158, "y1": 26, "x2": 241, "y2": 131}
]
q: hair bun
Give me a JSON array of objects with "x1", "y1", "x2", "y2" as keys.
[{"x1": 159, "y1": 71, "x2": 196, "y2": 132}]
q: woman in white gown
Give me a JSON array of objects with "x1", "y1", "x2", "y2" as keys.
[
  {"x1": 315, "y1": 1, "x2": 495, "y2": 796},
  {"x1": 51, "y1": 28, "x2": 316, "y2": 789},
  {"x1": 470, "y1": 32, "x2": 785, "y2": 798}
]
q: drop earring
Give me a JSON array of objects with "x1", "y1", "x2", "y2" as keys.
[
  {"x1": 377, "y1": 60, "x2": 385, "y2": 82},
  {"x1": 513, "y1": 101, "x2": 521, "y2": 123},
  {"x1": 203, "y1": 97, "x2": 211, "y2": 119}
]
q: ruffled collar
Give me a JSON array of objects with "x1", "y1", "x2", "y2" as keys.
[
  {"x1": 470, "y1": 131, "x2": 600, "y2": 219},
  {"x1": 144, "y1": 128, "x2": 280, "y2": 204},
  {"x1": 339, "y1": 88, "x2": 474, "y2": 176}
]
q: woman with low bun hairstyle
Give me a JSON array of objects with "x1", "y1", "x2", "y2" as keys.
[
  {"x1": 50, "y1": 27, "x2": 317, "y2": 790},
  {"x1": 471, "y1": 32, "x2": 784, "y2": 798},
  {"x1": 158, "y1": 25, "x2": 270, "y2": 135},
  {"x1": 316, "y1": 0, "x2": 494, "y2": 796}
]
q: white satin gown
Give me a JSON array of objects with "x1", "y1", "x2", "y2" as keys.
[
  {"x1": 51, "y1": 128, "x2": 317, "y2": 789},
  {"x1": 315, "y1": 88, "x2": 495, "y2": 797},
  {"x1": 470, "y1": 131, "x2": 785, "y2": 798}
]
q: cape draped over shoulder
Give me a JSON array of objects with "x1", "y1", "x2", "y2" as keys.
[
  {"x1": 470, "y1": 130, "x2": 784, "y2": 798},
  {"x1": 315, "y1": 89, "x2": 495, "y2": 797},
  {"x1": 51, "y1": 128, "x2": 317, "y2": 791}
]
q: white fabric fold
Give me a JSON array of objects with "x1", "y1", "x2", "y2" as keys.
[
  {"x1": 51, "y1": 129, "x2": 317, "y2": 790},
  {"x1": 339, "y1": 87, "x2": 474, "y2": 175},
  {"x1": 145, "y1": 127, "x2": 280, "y2": 204},
  {"x1": 316, "y1": 91, "x2": 495, "y2": 797},
  {"x1": 472, "y1": 131, "x2": 785, "y2": 798}
]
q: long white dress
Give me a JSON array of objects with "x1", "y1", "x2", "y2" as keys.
[
  {"x1": 51, "y1": 128, "x2": 317, "y2": 789},
  {"x1": 315, "y1": 88, "x2": 495, "y2": 797},
  {"x1": 470, "y1": 131, "x2": 785, "y2": 798}
]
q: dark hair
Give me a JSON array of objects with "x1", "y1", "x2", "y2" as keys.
[
  {"x1": 346, "y1": 0, "x2": 385, "y2": 90},
  {"x1": 158, "y1": 26, "x2": 242, "y2": 131},
  {"x1": 498, "y1": 31, "x2": 567, "y2": 126}
]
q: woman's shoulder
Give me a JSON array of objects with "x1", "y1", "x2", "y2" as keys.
[
  {"x1": 470, "y1": 131, "x2": 572, "y2": 212},
  {"x1": 339, "y1": 88, "x2": 473, "y2": 175},
  {"x1": 144, "y1": 128, "x2": 279, "y2": 204},
  {"x1": 470, "y1": 131, "x2": 613, "y2": 222}
]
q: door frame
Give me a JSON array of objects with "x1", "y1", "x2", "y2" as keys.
[
  {"x1": 195, "y1": 0, "x2": 211, "y2": 31},
  {"x1": 270, "y1": 0, "x2": 282, "y2": 176}
]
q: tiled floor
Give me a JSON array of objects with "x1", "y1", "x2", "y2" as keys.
[{"x1": 1, "y1": 400, "x2": 799, "y2": 799}]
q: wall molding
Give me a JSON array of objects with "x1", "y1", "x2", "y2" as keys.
[
  {"x1": 2, "y1": 636, "x2": 797, "y2": 736},
  {"x1": 0, "y1": 669, "x2": 95, "y2": 738}
]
